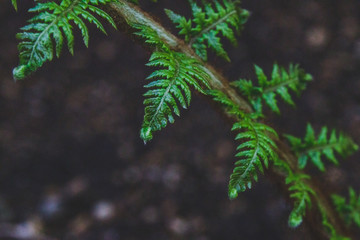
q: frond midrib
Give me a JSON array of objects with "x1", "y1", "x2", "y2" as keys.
[
  {"x1": 28, "y1": 0, "x2": 80, "y2": 65},
  {"x1": 233, "y1": 120, "x2": 261, "y2": 187},
  {"x1": 298, "y1": 142, "x2": 341, "y2": 156},
  {"x1": 188, "y1": 9, "x2": 237, "y2": 46},
  {"x1": 148, "y1": 57, "x2": 180, "y2": 128},
  {"x1": 262, "y1": 76, "x2": 300, "y2": 95}
]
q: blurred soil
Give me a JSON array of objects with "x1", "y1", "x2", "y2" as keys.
[{"x1": 0, "y1": 0, "x2": 360, "y2": 239}]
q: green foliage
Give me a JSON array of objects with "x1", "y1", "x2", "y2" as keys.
[
  {"x1": 140, "y1": 51, "x2": 210, "y2": 143},
  {"x1": 13, "y1": 0, "x2": 117, "y2": 80},
  {"x1": 319, "y1": 204, "x2": 351, "y2": 240},
  {"x1": 209, "y1": 90, "x2": 278, "y2": 199},
  {"x1": 332, "y1": 188, "x2": 360, "y2": 228},
  {"x1": 165, "y1": 0, "x2": 249, "y2": 61},
  {"x1": 285, "y1": 124, "x2": 358, "y2": 171},
  {"x1": 11, "y1": 0, "x2": 17, "y2": 11},
  {"x1": 11, "y1": 1, "x2": 359, "y2": 238},
  {"x1": 273, "y1": 158, "x2": 315, "y2": 228},
  {"x1": 208, "y1": 89, "x2": 245, "y2": 118},
  {"x1": 133, "y1": 24, "x2": 210, "y2": 143},
  {"x1": 232, "y1": 64, "x2": 312, "y2": 114},
  {"x1": 132, "y1": 23, "x2": 169, "y2": 51},
  {"x1": 286, "y1": 173, "x2": 314, "y2": 228},
  {"x1": 229, "y1": 117, "x2": 278, "y2": 197}
]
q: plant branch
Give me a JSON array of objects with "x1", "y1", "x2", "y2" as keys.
[{"x1": 103, "y1": 1, "x2": 351, "y2": 239}]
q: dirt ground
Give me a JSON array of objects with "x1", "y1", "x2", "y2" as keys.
[{"x1": 0, "y1": 0, "x2": 359, "y2": 239}]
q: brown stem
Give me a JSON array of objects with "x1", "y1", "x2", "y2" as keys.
[{"x1": 103, "y1": 1, "x2": 351, "y2": 239}]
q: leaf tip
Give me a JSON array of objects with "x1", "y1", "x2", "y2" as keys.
[
  {"x1": 12, "y1": 65, "x2": 30, "y2": 81},
  {"x1": 140, "y1": 126, "x2": 153, "y2": 144},
  {"x1": 288, "y1": 213, "x2": 303, "y2": 228},
  {"x1": 229, "y1": 188, "x2": 238, "y2": 200}
]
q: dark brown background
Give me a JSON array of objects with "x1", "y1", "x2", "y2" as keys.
[{"x1": 0, "y1": 0, "x2": 359, "y2": 239}]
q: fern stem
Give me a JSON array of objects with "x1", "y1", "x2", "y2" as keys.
[
  {"x1": 188, "y1": 10, "x2": 237, "y2": 46},
  {"x1": 103, "y1": 1, "x2": 352, "y2": 238}
]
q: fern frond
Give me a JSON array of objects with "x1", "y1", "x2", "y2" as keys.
[
  {"x1": 285, "y1": 124, "x2": 358, "y2": 171},
  {"x1": 165, "y1": 0, "x2": 249, "y2": 61},
  {"x1": 286, "y1": 173, "x2": 314, "y2": 228},
  {"x1": 332, "y1": 188, "x2": 360, "y2": 228},
  {"x1": 13, "y1": 0, "x2": 117, "y2": 80},
  {"x1": 272, "y1": 157, "x2": 314, "y2": 228},
  {"x1": 207, "y1": 89, "x2": 244, "y2": 118},
  {"x1": 140, "y1": 51, "x2": 210, "y2": 143},
  {"x1": 229, "y1": 118, "x2": 278, "y2": 198},
  {"x1": 209, "y1": 90, "x2": 278, "y2": 199},
  {"x1": 11, "y1": 0, "x2": 17, "y2": 11},
  {"x1": 318, "y1": 204, "x2": 352, "y2": 240},
  {"x1": 132, "y1": 23, "x2": 170, "y2": 51},
  {"x1": 232, "y1": 64, "x2": 312, "y2": 114},
  {"x1": 133, "y1": 24, "x2": 210, "y2": 143}
]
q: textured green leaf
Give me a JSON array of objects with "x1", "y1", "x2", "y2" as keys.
[
  {"x1": 139, "y1": 46, "x2": 210, "y2": 143},
  {"x1": 208, "y1": 90, "x2": 278, "y2": 198},
  {"x1": 11, "y1": 0, "x2": 17, "y2": 11},
  {"x1": 166, "y1": 0, "x2": 249, "y2": 61},
  {"x1": 285, "y1": 123, "x2": 358, "y2": 171},
  {"x1": 286, "y1": 173, "x2": 314, "y2": 228},
  {"x1": 13, "y1": 0, "x2": 117, "y2": 80},
  {"x1": 332, "y1": 187, "x2": 360, "y2": 228},
  {"x1": 232, "y1": 64, "x2": 313, "y2": 114}
]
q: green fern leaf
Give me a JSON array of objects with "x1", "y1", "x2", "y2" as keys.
[
  {"x1": 229, "y1": 118, "x2": 278, "y2": 197},
  {"x1": 208, "y1": 90, "x2": 278, "y2": 199},
  {"x1": 285, "y1": 124, "x2": 358, "y2": 171},
  {"x1": 165, "y1": 0, "x2": 249, "y2": 61},
  {"x1": 133, "y1": 24, "x2": 210, "y2": 143},
  {"x1": 140, "y1": 51, "x2": 210, "y2": 143},
  {"x1": 13, "y1": 0, "x2": 117, "y2": 81},
  {"x1": 286, "y1": 173, "x2": 314, "y2": 228},
  {"x1": 318, "y1": 204, "x2": 352, "y2": 240},
  {"x1": 332, "y1": 188, "x2": 360, "y2": 228},
  {"x1": 11, "y1": 0, "x2": 17, "y2": 11},
  {"x1": 132, "y1": 23, "x2": 170, "y2": 51},
  {"x1": 232, "y1": 64, "x2": 312, "y2": 114},
  {"x1": 272, "y1": 157, "x2": 314, "y2": 228},
  {"x1": 207, "y1": 90, "x2": 244, "y2": 118}
]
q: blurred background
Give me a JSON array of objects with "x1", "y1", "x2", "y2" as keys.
[{"x1": 0, "y1": 0, "x2": 360, "y2": 239}]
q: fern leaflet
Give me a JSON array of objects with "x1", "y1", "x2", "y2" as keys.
[
  {"x1": 286, "y1": 173, "x2": 314, "y2": 227},
  {"x1": 133, "y1": 24, "x2": 210, "y2": 143},
  {"x1": 232, "y1": 64, "x2": 312, "y2": 114},
  {"x1": 13, "y1": 0, "x2": 117, "y2": 80},
  {"x1": 318, "y1": 204, "x2": 351, "y2": 240},
  {"x1": 140, "y1": 51, "x2": 210, "y2": 143},
  {"x1": 165, "y1": 0, "x2": 249, "y2": 61},
  {"x1": 132, "y1": 23, "x2": 169, "y2": 51},
  {"x1": 273, "y1": 158, "x2": 315, "y2": 228},
  {"x1": 209, "y1": 90, "x2": 278, "y2": 199},
  {"x1": 11, "y1": 0, "x2": 17, "y2": 10},
  {"x1": 285, "y1": 124, "x2": 358, "y2": 171},
  {"x1": 332, "y1": 188, "x2": 360, "y2": 228}
]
